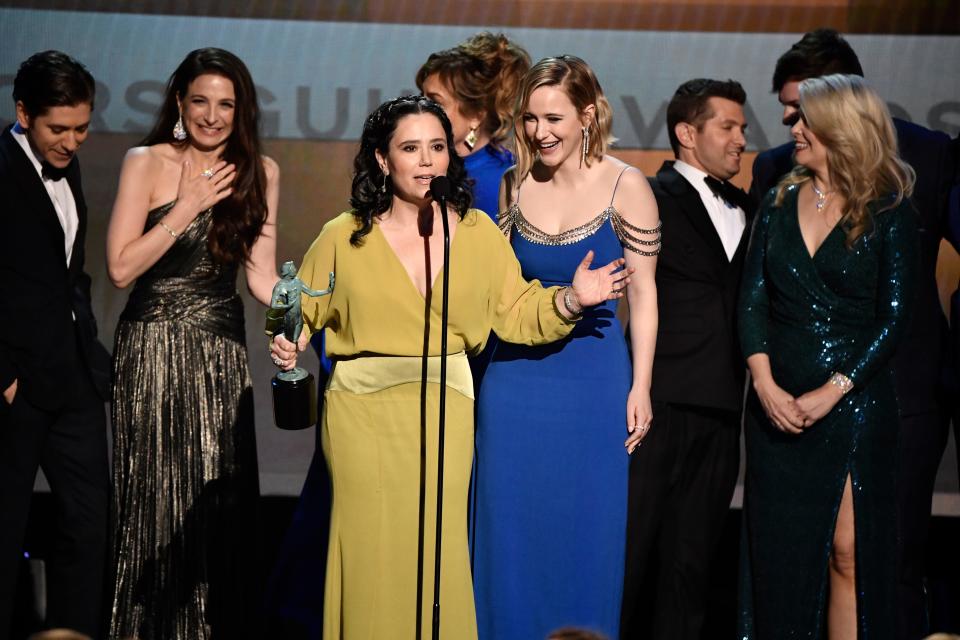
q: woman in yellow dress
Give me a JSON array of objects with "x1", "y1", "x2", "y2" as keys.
[{"x1": 270, "y1": 95, "x2": 631, "y2": 639}]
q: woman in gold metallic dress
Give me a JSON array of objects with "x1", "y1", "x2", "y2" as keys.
[
  {"x1": 105, "y1": 48, "x2": 279, "y2": 639},
  {"x1": 269, "y1": 95, "x2": 632, "y2": 639}
]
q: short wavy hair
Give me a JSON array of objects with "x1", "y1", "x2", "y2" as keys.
[
  {"x1": 349, "y1": 95, "x2": 472, "y2": 246},
  {"x1": 513, "y1": 55, "x2": 615, "y2": 180}
]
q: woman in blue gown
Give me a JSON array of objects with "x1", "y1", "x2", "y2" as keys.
[
  {"x1": 473, "y1": 55, "x2": 661, "y2": 639},
  {"x1": 737, "y1": 74, "x2": 918, "y2": 639}
]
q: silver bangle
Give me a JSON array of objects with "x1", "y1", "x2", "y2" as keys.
[
  {"x1": 829, "y1": 372, "x2": 853, "y2": 395},
  {"x1": 159, "y1": 220, "x2": 179, "y2": 239},
  {"x1": 562, "y1": 287, "x2": 583, "y2": 317}
]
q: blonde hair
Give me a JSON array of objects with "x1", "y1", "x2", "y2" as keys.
[
  {"x1": 416, "y1": 32, "x2": 531, "y2": 149},
  {"x1": 774, "y1": 74, "x2": 915, "y2": 248},
  {"x1": 513, "y1": 55, "x2": 615, "y2": 180}
]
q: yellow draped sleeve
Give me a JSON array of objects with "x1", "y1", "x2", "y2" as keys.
[
  {"x1": 482, "y1": 214, "x2": 576, "y2": 346},
  {"x1": 297, "y1": 213, "x2": 346, "y2": 339}
]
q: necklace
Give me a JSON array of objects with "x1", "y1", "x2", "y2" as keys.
[{"x1": 811, "y1": 181, "x2": 831, "y2": 211}]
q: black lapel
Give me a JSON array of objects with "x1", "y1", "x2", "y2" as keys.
[
  {"x1": 0, "y1": 128, "x2": 67, "y2": 264},
  {"x1": 657, "y1": 161, "x2": 729, "y2": 264}
]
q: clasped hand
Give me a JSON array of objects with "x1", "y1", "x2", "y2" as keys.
[
  {"x1": 756, "y1": 377, "x2": 844, "y2": 434},
  {"x1": 270, "y1": 332, "x2": 309, "y2": 371}
]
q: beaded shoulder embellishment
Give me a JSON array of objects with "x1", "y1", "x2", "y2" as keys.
[{"x1": 499, "y1": 203, "x2": 662, "y2": 256}]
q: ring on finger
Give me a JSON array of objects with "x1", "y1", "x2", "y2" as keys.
[
  {"x1": 272, "y1": 355, "x2": 283, "y2": 367},
  {"x1": 201, "y1": 168, "x2": 215, "y2": 179}
]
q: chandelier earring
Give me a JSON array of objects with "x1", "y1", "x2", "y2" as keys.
[
  {"x1": 173, "y1": 112, "x2": 188, "y2": 141},
  {"x1": 580, "y1": 125, "x2": 590, "y2": 168}
]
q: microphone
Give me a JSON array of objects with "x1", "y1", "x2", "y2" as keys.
[{"x1": 429, "y1": 175, "x2": 452, "y2": 204}]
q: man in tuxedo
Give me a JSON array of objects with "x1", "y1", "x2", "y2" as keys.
[
  {"x1": 0, "y1": 51, "x2": 111, "y2": 638},
  {"x1": 750, "y1": 29, "x2": 956, "y2": 640},
  {"x1": 621, "y1": 79, "x2": 755, "y2": 640}
]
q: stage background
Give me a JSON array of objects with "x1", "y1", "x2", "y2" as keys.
[{"x1": 1, "y1": 1, "x2": 958, "y2": 508}]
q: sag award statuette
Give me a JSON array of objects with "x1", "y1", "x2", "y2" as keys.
[{"x1": 265, "y1": 261, "x2": 335, "y2": 430}]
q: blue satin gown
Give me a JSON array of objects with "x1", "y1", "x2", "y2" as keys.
[{"x1": 473, "y1": 194, "x2": 632, "y2": 639}]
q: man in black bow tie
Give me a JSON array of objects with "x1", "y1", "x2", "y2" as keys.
[
  {"x1": 0, "y1": 51, "x2": 111, "y2": 639},
  {"x1": 621, "y1": 78, "x2": 756, "y2": 640}
]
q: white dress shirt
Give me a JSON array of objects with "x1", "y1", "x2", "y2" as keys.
[
  {"x1": 673, "y1": 160, "x2": 746, "y2": 261},
  {"x1": 11, "y1": 123, "x2": 79, "y2": 267}
]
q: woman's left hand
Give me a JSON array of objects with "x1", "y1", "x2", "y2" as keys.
[
  {"x1": 570, "y1": 250, "x2": 634, "y2": 308},
  {"x1": 624, "y1": 386, "x2": 653, "y2": 455},
  {"x1": 794, "y1": 382, "x2": 844, "y2": 427}
]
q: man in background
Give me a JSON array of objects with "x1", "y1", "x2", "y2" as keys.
[{"x1": 622, "y1": 78, "x2": 755, "y2": 640}]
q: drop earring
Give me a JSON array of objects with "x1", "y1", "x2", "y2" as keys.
[
  {"x1": 173, "y1": 113, "x2": 187, "y2": 141},
  {"x1": 380, "y1": 171, "x2": 389, "y2": 194},
  {"x1": 580, "y1": 126, "x2": 590, "y2": 168},
  {"x1": 464, "y1": 127, "x2": 478, "y2": 152}
]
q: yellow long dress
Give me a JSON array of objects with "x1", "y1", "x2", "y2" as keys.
[{"x1": 298, "y1": 209, "x2": 575, "y2": 640}]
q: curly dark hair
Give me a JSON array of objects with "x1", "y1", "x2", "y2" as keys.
[
  {"x1": 141, "y1": 47, "x2": 267, "y2": 266},
  {"x1": 349, "y1": 95, "x2": 472, "y2": 246}
]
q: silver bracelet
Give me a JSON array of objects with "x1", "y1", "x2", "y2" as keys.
[
  {"x1": 159, "y1": 220, "x2": 179, "y2": 239},
  {"x1": 562, "y1": 287, "x2": 583, "y2": 317},
  {"x1": 828, "y1": 372, "x2": 853, "y2": 395}
]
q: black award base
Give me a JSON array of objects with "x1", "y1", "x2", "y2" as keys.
[{"x1": 271, "y1": 368, "x2": 317, "y2": 430}]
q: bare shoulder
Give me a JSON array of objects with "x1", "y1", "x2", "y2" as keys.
[
  {"x1": 122, "y1": 145, "x2": 165, "y2": 172},
  {"x1": 499, "y1": 165, "x2": 521, "y2": 203},
  {"x1": 607, "y1": 158, "x2": 658, "y2": 226},
  {"x1": 261, "y1": 155, "x2": 279, "y2": 181}
]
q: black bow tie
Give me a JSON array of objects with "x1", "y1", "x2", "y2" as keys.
[
  {"x1": 41, "y1": 161, "x2": 69, "y2": 182},
  {"x1": 704, "y1": 176, "x2": 747, "y2": 210}
]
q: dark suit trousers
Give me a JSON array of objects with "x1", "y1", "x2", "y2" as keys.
[
  {"x1": 0, "y1": 353, "x2": 108, "y2": 639},
  {"x1": 896, "y1": 408, "x2": 951, "y2": 640},
  {"x1": 621, "y1": 401, "x2": 739, "y2": 640}
]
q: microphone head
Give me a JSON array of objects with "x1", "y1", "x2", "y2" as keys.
[{"x1": 429, "y1": 175, "x2": 452, "y2": 201}]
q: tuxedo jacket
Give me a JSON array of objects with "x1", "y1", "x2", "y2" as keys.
[
  {"x1": 649, "y1": 161, "x2": 756, "y2": 413},
  {"x1": 750, "y1": 118, "x2": 955, "y2": 416},
  {"x1": 0, "y1": 126, "x2": 110, "y2": 409}
]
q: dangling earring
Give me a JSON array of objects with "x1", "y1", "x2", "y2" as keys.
[
  {"x1": 464, "y1": 126, "x2": 479, "y2": 152},
  {"x1": 173, "y1": 113, "x2": 187, "y2": 141},
  {"x1": 380, "y1": 171, "x2": 389, "y2": 194},
  {"x1": 580, "y1": 126, "x2": 590, "y2": 168}
]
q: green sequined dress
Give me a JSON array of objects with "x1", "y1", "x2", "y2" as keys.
[{"x1": 737, "y1": 186, "x2": 918, "y2": 639}]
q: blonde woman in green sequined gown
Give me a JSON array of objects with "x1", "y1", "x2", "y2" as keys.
[{"x1": 105, "y1": 49, "x2": 279, "y2": 639}]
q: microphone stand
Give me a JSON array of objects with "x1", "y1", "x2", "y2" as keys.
[{"x1": 433, "y1": 182, "x2": 451, "y2": 640}]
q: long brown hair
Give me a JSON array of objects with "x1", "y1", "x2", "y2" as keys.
[
  {"x1": 512, "y1": 55, "x2": 615, "y2": 180},
  {"x1": 774, "y1": 74, "x2": 914, "y2": 248},
  {"x1": 142, "y1": 47, "x2": 267, "y2": 265},
  {"x1": 416, "y1": 32, "x2": 530, "y2": 149}
]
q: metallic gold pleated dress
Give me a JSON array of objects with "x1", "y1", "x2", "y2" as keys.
[{"x1": 109, "y1": 203, "x2": 260, "y2": 640}]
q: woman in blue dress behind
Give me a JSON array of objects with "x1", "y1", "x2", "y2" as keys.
[
  {"x1": 473, "y1": 55, "x2": 661, "y2": 639},
  {"x1": 417, "y1": 31, "x2": 530, "y2": 220}
]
